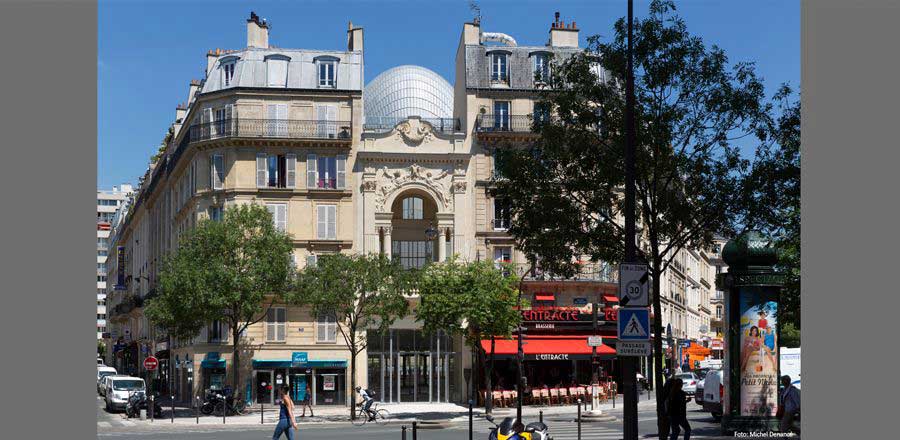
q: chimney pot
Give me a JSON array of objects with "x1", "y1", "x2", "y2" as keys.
[{"x1": 571, "y1": 21, "x2": 576, "y2": 29}]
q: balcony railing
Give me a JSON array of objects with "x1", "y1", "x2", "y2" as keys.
[
  {"x1": 511, "y1": 262, "x2": 618, "y2": 283},
  {"x1": 189, "y1": 118, "x2": 351, "y2": 143},
  {"x1": 475, "y1": 114, "x2": 543, "y2": 133},
  {"x1": 493, "y1": 218, "x2": 511, "y2": 230},
  {"x1": 363, "y1": 117, "x2": 460, "y2": 134}
]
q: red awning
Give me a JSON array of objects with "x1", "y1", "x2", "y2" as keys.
[
  {"x1": 480, "y1": 335, "x2": 616, "y2": 356},
  {"x1": 535, "y1": 294, "x2": 555, "y2": 301},
  {"x1": 603, "y1": 295, "x2": 619, "y2": 303}
]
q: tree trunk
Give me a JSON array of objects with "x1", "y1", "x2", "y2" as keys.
[
  {"x1": 232, "y1": 325, "x2": 241, "y2": 403},
  {"x1": 485, "y1": 336, "x2": 495, "y2": 414},
  {"x1": 349, "y1": 348, "x2": 357, "y2": 421},
  {"x1": 651, "y1": 257, "x2": 667, "y2": 440}
]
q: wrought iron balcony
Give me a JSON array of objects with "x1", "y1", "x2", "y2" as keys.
[
  {"x1": 493, "y1": 218, "x2": 511, "y2": 230},
  {"x1": 188, "y1": 118, "x2": 351, "y2": 143},
  {"x1": 475, "y1": 114, "x2": 543, "y2": 133},
  {"x1": 363, "y1": 117, "x2": 460, "y2": 134},
  {"x1": 510, "y1": 261, "x2": 619, "y2": 283}
]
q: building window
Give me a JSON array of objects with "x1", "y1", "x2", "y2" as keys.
[
  {"x1": 208, "y1": 206, "x2": 223, "y2": 222},
  {"x1": 266, "y1": 57, "x2": 288, "y2": 87},
  {"x1": 716, "y1": 306, "x2": 722, "y2": 319},
  {"x1": 493, "y1": 247, "x2": 512, "y2": 268},
  {"x1": 533, "y1": 102, "x2": 550, "y2": 124},
  {"x1": 306, "y1": 254, "x2": 318, "y2": 268},
  {"x1": 266, "y1": 308, "x2": 286, "y2": 342},
  {"x1": 318, "y1": 61, "x2": 336, "y2": 87},
  {"x1": 221, "y1": 61, "x2": 236, "y2": 87},
  {"x1": 392, "y1": 241, "x2": 432, "y2": 270},
  {"x1": 533, "y1": 53, "x2": 550, "y2": 83},
  {"x1": 401, "y1": 197, "x2": 424, "y2": 220},
  {"x1": 97, "y1": 249, "x2": 108, "y2": 257},
  {"x1": 257, "y1": 153, "x2": 296, "y2": 188},
  {"x1": 266, "y1": 203, "x2": 287, "y2": 233},
  {"x1": 266, "y1": 104, "x2": 288, "y2": 137},
  {"x1": 491, "y1": 53, "x2": 508, "y2": 83},
  {"x1": 208, "y1": 320, "x2": 227, "y2": 343},
  {"x1": 210, "y1": 154, "x2": 224, "y2": 190},
  {"x1": 306, "y1": 154, "x2": 344, "y2": 189},
  {"x1": 493, "y1": 198, "x2": 510, "y2": 230},
  {"x1": 317, "y1": 313, "x2": 337, "y2": 343},
  {"x1": 317, "y1": 205, "x2": 337, "y2": 239},
  {"x1": 493, "y1": 101, "x2": 510, "y2": 130},
  {"x1": 97, "y1": 275, "x2": 107, "y2": 282},
  {"x1": 315, "y1": 105, "x2": 338, "y2": 138}
]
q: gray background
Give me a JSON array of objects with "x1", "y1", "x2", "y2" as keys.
[{"x1": 0, "y1": 1, "x2": 897, "y2": 438}]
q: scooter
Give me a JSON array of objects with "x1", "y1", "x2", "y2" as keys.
[
  {"x1": 200, "y1": 391, "x2": 225, "y2": 415},
  {"x1": 485, "y1": 415, "x2": 551, "y2": 440},
  {"x1": 124, "y1": 391, "x2": 164, "y2": 419}
]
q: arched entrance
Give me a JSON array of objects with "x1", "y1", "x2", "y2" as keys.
[{"x1": 388, "y1": 189, "x2": 438, "y2": 269}]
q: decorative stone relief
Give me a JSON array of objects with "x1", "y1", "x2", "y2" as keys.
[
  {"x1": 361, "y1": 180, "x2": 377, "y2": 192},
  {"x1": 394, "y1": 118, "x2": 436, "y2": 146},
  {"x1": 451, "y1": 181, "x2": 467, "y2": 194},
  {"x1": 374, "y1": 164, "x2": 452, "y2": 211}
]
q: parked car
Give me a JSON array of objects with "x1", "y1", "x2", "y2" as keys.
[
  {"x1": 676, "y1": 372, "x2": 699, "y2": 396},
  {"x1": 105, "y1": 377, "x2": 145, "y2": 412},
  {"x1": 97, "y1": 366, "x2": 117, "y2": 394},
  {"x1": 97, "y1": 357, "x2": 105, "y2": 366},
  {"x1": 702, "y1": 369, "x2": 724, "y2": 421},
  {"x1": 99, "y1": 374, "x2": 127, "y2": 397}
]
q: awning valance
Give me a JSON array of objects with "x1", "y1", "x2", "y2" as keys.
[
  {"x1": 252, "y1": 359, "x2": 348, "y2": 369},
  {"x1": 602, "y1": 295, "x2": 619, "y2": 303},
  {"x1": 480, "y1": 335, "x2": 616, "y2": 360}
]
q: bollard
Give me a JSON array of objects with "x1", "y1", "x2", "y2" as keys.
[
  {"x1": 261, "y1": 403, "x2": 264, "y2": 424},
  {"x1": 468, "y1": 400, "x2": 474, "y2": 440},
  {"x1": 612, "y1": 390, "x2": 616, "y2": 408},
  {"x1": 171, "y1": 396, "x2": 175, "y2": 423},
  {"x1": 150, "y1": 395, "x2": 154, "y2": 422},
  {"x1": 402, "y1": 425, "x2": 408, "y2": 440},
  {"x1": 222, "y1": 397, "x2": 226, "y2": 424},
  {"x1": 539, "y1": 410, "x2": 543, "y2": 424},
  {"x1": 195, "y1": 396, "x2": 199, "y2": 424},
  {"x1": 576, "y1": 399, "x2": 582, "y2": 440},
  {"x1": 412, "y1": 421, "x2": 418, "y2": 440}
]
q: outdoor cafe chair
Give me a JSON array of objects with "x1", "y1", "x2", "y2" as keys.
[{"x1": 539, "y1": 388, "x2": 551, "y2": 405}]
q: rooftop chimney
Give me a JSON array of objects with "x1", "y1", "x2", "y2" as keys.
[
  {"x1": 463, "y1": 21, "x2": 481, "y2": 45},
  {"x1": 206, "y1": 50, "x2": 218, "y2": 77},
  {"x1": 175, "y1": 103, "x2": 188, "y2": 123},
  {"x1": 347, "y1": 21, "x2": 364, "y2": 51},
  {"x1": 188, "y1": 79, "x2": 201, "y2": 104},
  {"x1": 247, "y1": 11, "x2": 269, "y2": 48},
  {"x1": 549, "y1": 11, "x2": 579, "y2": 48}
]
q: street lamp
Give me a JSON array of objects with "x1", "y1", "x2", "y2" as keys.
[{"x1": 424, "y1": 222, "x2": 438, "y2": 241}]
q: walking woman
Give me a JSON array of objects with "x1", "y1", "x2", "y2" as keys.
[
  {"x1": 272, "y1": 385, "x2": 298, "y2": 440},
  {"x1": 667, "y1": 378, "x2": 691, "y2": 440},
  {"x1": 299, "y1": 383, "x2": 314, "y2": 417}
]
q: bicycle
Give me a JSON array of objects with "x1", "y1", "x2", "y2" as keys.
[
  {"x1": 213, "y1": 394, "x2": 249, "y2": 416},
  {"x1": 351, "y1": 401, "x2": 389, "y2": 426}
]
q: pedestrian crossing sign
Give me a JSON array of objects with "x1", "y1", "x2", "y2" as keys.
[{"x1": 618, "y1": 308, "x2": 650, "y2": 341}]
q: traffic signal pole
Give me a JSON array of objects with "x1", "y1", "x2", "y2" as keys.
[{"x1": 622, "y1": 0, "x2": 639, "y2": 439}]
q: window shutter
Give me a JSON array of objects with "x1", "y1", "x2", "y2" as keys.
[
  {"x1": 256, "y1": 153, "x2": 267, "y2": 188},
  {"x1": 327, "y1": 205, "x2": 336, "y2": 239},
  {"x1": 317, "y1": 206, "x2": 327, "y2": 239},
  {"x1": 316, "y1": 106, "x2": 328, "y2": 137},
  {"x1": 277, "y1": 204, "x2": 287, "y2": 232},
  {"x1": 267, "y1": 59, "x2": 287, "y2": 87},
  {"x1": 224, "y1": 104, "x2": 234, "y2": 135},
  {"x1": 307, "y1": 154, "x2": 317, "y2": 188},
  {"x1": 276, "y1": 308, "x2": 286, "y2": 341},
  {"x1": 285, "y1": 154, "x2": 296, "y2": 188},
  {"x1": 277, "y1": 104, "x2": 288, "y2": 136},
  {"x1": 327, "y1": 105, "x2": 337, "y2": 137},
  {"x1": 336, "y1": 155, "x2": 346, "y2": 189}
]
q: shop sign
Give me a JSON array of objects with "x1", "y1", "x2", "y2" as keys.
[
  {"x1": 573, "y1": 297, "x2": 588, "y2": 306},
  {"x1": 530, "y1": 354, "x2": 570, "y2": 361},
  {"x1": 617, "y1": 341, "x2": 651, "y2": 356},
  {"x1": 711, "y1": 339, "x2": 724, "y2": 350},
  {"x1": 291, "y1": 352, "x2": 308, "y2": 367},
  {"x1": 587, "y1": 336, "x2": 604, "y2": 347},
  {"x1": 323, "y1": 375, "x2": 335, "y2": 391},
  {"x1": 115, "y1": 246, "x2": 126, "y2": 290}
]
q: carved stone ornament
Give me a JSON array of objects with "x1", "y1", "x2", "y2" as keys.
[
  {"x1": 452, "y1": 181, "x2": 467, "y2": 194},
  {"x1": 374, "y1": 164, "x2": 452, "y2": 211},
  {"x1": 394, "y1": 118, "x2": 436, "y2": 146},
  {"x1": 361, "y1": 180, "x2": 377, "y2": 192}
]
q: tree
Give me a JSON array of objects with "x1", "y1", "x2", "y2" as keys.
[
  {"x1": 491, "y1": 2, "x2": 770, "y2": 436},
  {"x1": 743, "y1": 86, "x2": 801, "y2": 334},
  {"x1": 415, "y1": 258, "x2": 524, "y2": 413},
  {"x1": 145, "y1": 203, "x2": 294, "y2": 400},
  {"x1": 290, "y1": 254, "x2": 413, "y2": 420}
]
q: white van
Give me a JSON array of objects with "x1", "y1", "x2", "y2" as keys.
[
  {"x1": 97, "y1": 366, "x2": 118, "y2": 395},
  {"x1": 702, "y1": 369, "x2": 724, "y2": 420},
  {"x1": 105, "y1": 376, "x2": 145, "y2": 412}
]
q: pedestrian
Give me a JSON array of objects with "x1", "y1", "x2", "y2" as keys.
[
  {"x1": 667, "y1": 378, "x2": 691, "y2": 440},
  {"x1": 299, "y1": 383, "x2": 314, "y2": 417},
  {"x1": 778, "y1": 375, "x2": 800, "y2": 434},
  {"x1": 272, "y1": 385, "x2": 298, "y2": 440}
]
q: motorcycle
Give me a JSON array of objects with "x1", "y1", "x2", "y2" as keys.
[
  {"x1": 200, "y1": 391, "x2": 225, "y2": 415},
  {"x1": 124, "y1": 391, "x2": 164, "y2": 419},
  {"x1": 486, "y1": 415, "x2": 551, "y2": 440}
]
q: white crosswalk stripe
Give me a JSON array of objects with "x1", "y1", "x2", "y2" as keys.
[
  {"x1": 547, "y1": 425, "x2": 622, "y2": 440},
  {"x1": 97, "y1": 422, "x2": 111, "y2": 429}
]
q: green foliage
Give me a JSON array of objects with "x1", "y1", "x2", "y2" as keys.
[
  {"x1": 145, "y1": 203, "x2": 294, "y2": 392},
  {"x1": 416, "y1": 258, "x2": 525, "y2": 348},
  {"x1": 779, "y1": 321, "x2": 801, "y2": 348}
]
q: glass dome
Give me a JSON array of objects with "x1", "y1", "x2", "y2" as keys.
[{"x1": 364, "y1": 65, "x2": 454, "y2": 123}]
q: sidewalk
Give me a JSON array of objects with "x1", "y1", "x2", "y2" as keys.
[{"x1": 114, "y1": 394, "x2": 658, "y2": 427}]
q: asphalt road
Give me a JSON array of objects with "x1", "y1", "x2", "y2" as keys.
[{"x1": 97, "y1": 396, "x2": 729, "y2": 439}]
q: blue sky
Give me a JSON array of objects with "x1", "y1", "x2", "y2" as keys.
[{"x1": 98, "y1": 0, "x2": 799, "y2": 189}]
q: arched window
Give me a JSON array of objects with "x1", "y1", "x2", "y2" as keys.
[{"x1": 401, "y1": 197, "x2": 423, "y2": 220}]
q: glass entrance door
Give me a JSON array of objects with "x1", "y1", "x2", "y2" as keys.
[
  {"x1": 397, "y1": 352, "x2": 416, "y2": 402},
  {"x1": 416, "y1": 353, "x2": 431, "y2": 402}
]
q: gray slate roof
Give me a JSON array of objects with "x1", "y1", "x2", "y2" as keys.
[
  {"x1": 201, "y1": 47, "x2": 363, "y2": 93},
  {"x1": 464, "y1": 44, "x2": 582, "y2": 89}
]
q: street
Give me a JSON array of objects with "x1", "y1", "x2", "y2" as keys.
[{"x1": 97, "y1": 396, "x2": 735, "y2": 439}]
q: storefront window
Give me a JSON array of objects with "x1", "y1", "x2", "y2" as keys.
[
  {"x1": 315, "y1": 369, "x2": 345, "y2": 405},
  {"x1": 366, "y1": 329, "x2": 460, "y2": 403}
]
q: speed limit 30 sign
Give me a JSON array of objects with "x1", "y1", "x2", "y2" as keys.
[{"x1": 619, "y1": 263, "x2": 649, "y2": 307}]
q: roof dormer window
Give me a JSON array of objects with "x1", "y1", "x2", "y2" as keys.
[
  {"x1": 532, "y1": 52, "x2": 550, "y2": 84},
  {"x1": 221, "y1": 61, "x2": 236, "y2": 87},
  {"x1": 490, "y1": 52, "x2": 509, "y2": 84},
  {"x1": 265, "y1": 55, "x2": 290, "y2": 88},
  {"x1": 315, "y1": 56, "x2": 340, "y2": 89}
]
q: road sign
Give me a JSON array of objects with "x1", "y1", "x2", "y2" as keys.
[
  {"x1": 618, "y1": 308, "x2": 650, "y2": 340},
  {"x1": 143, "y1": 356, "x2": 159, "y2": 371},
  {"x1": 587, "y1": 335, "x2": 604, "y2": 347},
  {"x1": 617, "y1": 341, "x2": 651, "y2": 356},
  {"x1": 619, "y1": 263, "x2": 649, "y2": 307}
]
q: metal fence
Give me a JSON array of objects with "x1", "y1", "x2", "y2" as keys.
[
  {"x1": 363, "y1": 116, "x2": 460, "y2": 133},
  {"x1": 511, "y1": 262, "x2": 618, "y2": 283},
  {"x1": 475, "y1": 114, "x2": 539, "y2": 133},
  {"x1": 188, "y1": 118, "x2": 351, "y2": 143}
]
